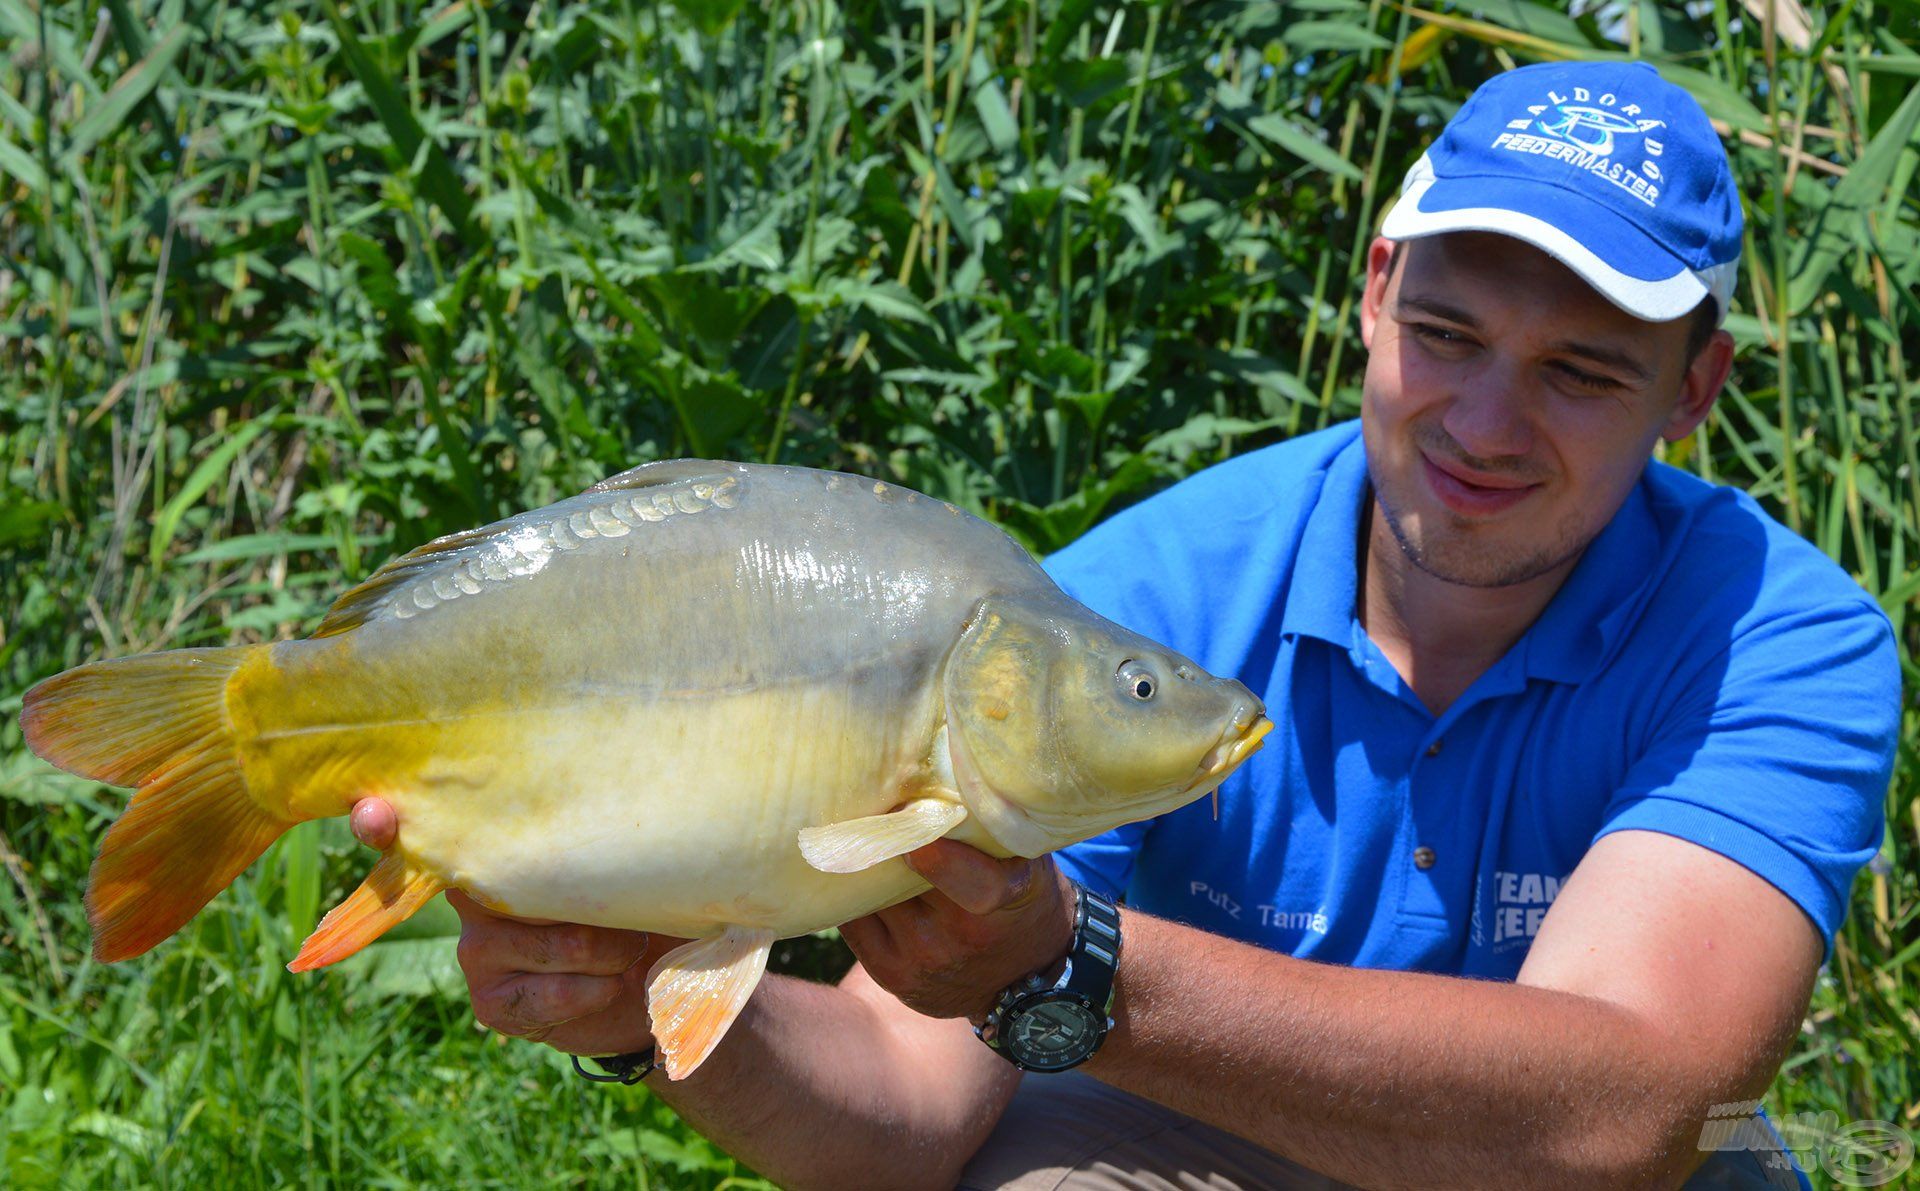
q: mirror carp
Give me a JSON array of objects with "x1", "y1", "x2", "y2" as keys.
[{"x1": 23, "y1": 460, "x2": 1270, "y2": 1077}]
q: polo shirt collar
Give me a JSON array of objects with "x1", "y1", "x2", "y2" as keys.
[
  {"x1": 1278, "y1": 430, "x2": 1663, "y2": 686},
  {"x1": 1279, "y1": 431, "x2": 1370, "y2": 647},
  {"x1": 1518, "y1": 476, "x2": 1660, "y2": 684}
]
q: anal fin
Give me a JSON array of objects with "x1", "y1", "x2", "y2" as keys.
[
  {"x1": 647, "y1": 926, "x2": 777, "y2": 1080},
  {"x1": 289, "y1": 852, "x2": 446, "y2": 971},
  {"x1": 797, "y1": 796, "x2": 968, "y2": 874}
]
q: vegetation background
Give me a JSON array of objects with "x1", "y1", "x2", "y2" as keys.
[{"x1": 1, "y1": 0, "x2": 1915, "y2": 1185}]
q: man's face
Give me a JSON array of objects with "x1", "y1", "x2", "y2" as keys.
[{"x1": 1358, "y1": 232, "x2": 1730, "y2": 589}]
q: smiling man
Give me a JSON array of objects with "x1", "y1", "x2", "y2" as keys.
[{"x1": 351, "y1": 62, "x2": 1897, "y2": 1189}]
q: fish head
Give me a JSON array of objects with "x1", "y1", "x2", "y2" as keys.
[{"x1": 942, "y1": 593, "x2": 1271, "y2": 857}]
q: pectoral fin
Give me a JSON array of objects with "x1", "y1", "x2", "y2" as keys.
[
  {"x1": 646, "y1": 926, "x2": 777, "y2": 1080},
  {"x1": 796, "y1": 797, "x2": 969, "y2": 874}
]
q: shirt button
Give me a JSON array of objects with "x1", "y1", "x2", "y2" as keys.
[
  {"x1": 1425, "y1": 740, "x2": 1443, "y2": 757},
  {"x1": 1413, "y1": 846, "x2": 1437, "y2": 870}
]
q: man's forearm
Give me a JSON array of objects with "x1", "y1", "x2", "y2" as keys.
[
  {"x1": 650, "y1": 968, "x2": 1016, "y2": 1191},
  {"x1": 1085, "y1": 912, "x2": 1747, "y2": 1190}
]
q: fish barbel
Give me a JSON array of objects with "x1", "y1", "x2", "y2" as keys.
[{"x1": 22, "y1": 460, "x2": 1270, "y2": 1077}]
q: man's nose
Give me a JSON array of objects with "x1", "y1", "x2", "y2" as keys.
[{"x1": 1441, "y1": 363, "x2": 1535, "y2": 460}]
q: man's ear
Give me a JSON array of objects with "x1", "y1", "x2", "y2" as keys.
[
  {"x1": 1359, "y1": 236, "x2": 1399, "y2": 350},
  {"x1": 1662, "y1": 328, "x2": 1734, "y2": 442}
]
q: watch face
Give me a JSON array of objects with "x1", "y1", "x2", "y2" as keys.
[{"x1": 1007, "y1": 998, "x2": 1103, "y2": 1071}]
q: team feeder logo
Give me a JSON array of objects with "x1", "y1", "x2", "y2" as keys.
[{"x1": 1490, "y1": 85, "x2": 1668, "y2": 208}]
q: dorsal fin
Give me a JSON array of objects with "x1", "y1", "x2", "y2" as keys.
[
  {"x1": 311, "y1": 462, "x2": 747, "y2": 639},
  {"x1": 311, "y1": 524, "x2": 503, "y2": 638},
  {"x1": 586, "y1": 458, "x2": 743, "y2": 496}
]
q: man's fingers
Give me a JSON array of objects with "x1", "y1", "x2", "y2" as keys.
[
  {"x1": 905, "y1": 839, "x2": 1037, "y2": 916},
  {"x1": 452, "y1": 901, "x2": 651, "y2": 977},
  {"x1": 349, "y1": 798, "x2": 397, "y2": 851},
  {"x1": 838, "y1": 912, "x2": 899, "y2": 966},
  {"x1": 870, "y1": 892, "x2": 932, "y2": 935},
  {"x1": 475, "y1": 971, "x2": 631, "y2": 1038}
]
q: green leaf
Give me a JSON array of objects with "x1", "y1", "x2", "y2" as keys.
[
  {"x1": 1201, "y1": 347, "x2": 1315, "y2": 412},
  {"x1": 1041, "y1": 0, "x2": 1102, "y2": 63},
  {"x1": 1842, "y1": 52, "x2": 1920, "y2": 79},
  {"x1": 275, "y1": 821, "x2": 322, "y2": 938},
  {"x1": 1878, "y1": 568, "x2": 1920, "y2": 616},
  {"x1": 1049, "y1": 59, "x2": 1131, "y2": 109},
  {"x1": 1109, "y1": 183, "x2": 1177, "y2": 262},
  {"x1": 337, "y1": 231, "x2": 406, "y2": 325},
  {"x1": 178, "y1": 533, "x2": 339, "y2": 564},
  {"x1": 0, "y1": 132, "x2": 46, "y2": 194},
  {"x1": 583, "y1": 1126, "x2": 737, "y2": 1173},
  {"x1": 665, "y1": 367, "x2": 762, "y2": 458},
  {"x1": 334, "y1": 935, "x2": 467, "y2": 1000},
  {"x1": 149, "y1": 419, "x2": 271, "y2": 568},
  {"x1": 1143, "y1": 413, "x2": 1281, "y2": 465},
  {"x1": 68, "y1": 1112, "x2": 157, "y2": 1153},
  {"x1": 680, "y1": 0, "x2": 748, "y2": 39},
  {"x1": 1282, "y1": 22, "x2": 1393, "y2": 54},
  {"x1": 59, "y1": 25, "x2": 192, "y2": 168},
  {"x1": 820, "y1": 277, "x2": 932, "y2": 325},
  {"x1": 267, "y1": 100, "x2": 334, "y2": 137},
  {"x1": 1464, "y1": 0, "x2": 1595, "y2": 49},
  {"x1": 1787, "y1": 82, "x2": 1920, "y2": 315},
  {"x1": 320, "y1": 0, "x2": 475, "y2": 242},
  {"x1": 1646, "y1": 63, "x2": 1768, "y2": 136},
  {"x1": 974, "y1": 77, "x2": 1019, "y2": 154},
  {"x1": 0, "y1": 500, "x2": 61, "y2": 547},
  {"x1": 1008, "y1": 453, "x2": 1160, "y2": 554},
  {"x1": 689, "y1": 207, "x2": 786, "y2": 274},
  {"x1": 1244, "y1": 113, "x2": 1364, "y2": 181},
  {"x1": 0, "y1": 750, "x2": 106, "y2": 807}
]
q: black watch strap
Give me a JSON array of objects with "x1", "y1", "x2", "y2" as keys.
[
  {"x1": 571, "y1": 1047, "x2": 656, "y2": 1085},
  {"x1": 1059, "y1": 883, "x2": 1121, "y2": 1013}
]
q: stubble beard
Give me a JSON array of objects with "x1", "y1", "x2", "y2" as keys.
[{"x1": 1373, "y1": 479, "x2": 1591, "y2": 589}]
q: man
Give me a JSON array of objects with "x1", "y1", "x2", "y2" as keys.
[{"x1": 352, "y1": 62, "x2": 1897, "y2": 1188}]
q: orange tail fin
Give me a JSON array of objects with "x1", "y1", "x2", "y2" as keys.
[
  {"x1": 290, "y1": 852, "x2": 446, "y2": 971},
  {"x1": 20, "y1": 646, "x2": 294, "y2": 962}
]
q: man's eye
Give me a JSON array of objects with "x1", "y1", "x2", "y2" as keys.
[
  {"x1": 1411, "y1": 323, "x2": 1468, "y2": 346},
  {"x1": 1553, "y1": 362, "x2": 1620, "y2": 392}
]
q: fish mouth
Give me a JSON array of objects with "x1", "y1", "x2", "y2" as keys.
[{"x1": 1195, "y1": 711, "x2": 1273, "y2": 783}]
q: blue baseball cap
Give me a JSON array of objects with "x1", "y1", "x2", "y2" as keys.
[{"x1": 1381, "y1": 61, "x2": 1742, "y2": 323}]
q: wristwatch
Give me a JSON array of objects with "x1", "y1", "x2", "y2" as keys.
[{"x1": 975, "y1": 881, "x2": 1122, "y2": 1072}]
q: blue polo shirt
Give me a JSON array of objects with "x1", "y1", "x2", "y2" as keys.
[{"x1": 1047, "y1": 421, "x2": 1897, "y2": 976}]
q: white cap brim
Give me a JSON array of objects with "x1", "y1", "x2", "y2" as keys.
[{"x1": 1381, "y1": 155, "x2": 1735, "y2": 324}]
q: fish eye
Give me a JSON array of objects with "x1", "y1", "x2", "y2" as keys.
[{"x1": 1117, "y1": 660, "x2": 1157, "y2": 701}]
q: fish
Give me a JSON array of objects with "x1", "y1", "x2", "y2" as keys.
[{"x1": 21, "y1": 459, "x2": 1271, "y2": 1078}]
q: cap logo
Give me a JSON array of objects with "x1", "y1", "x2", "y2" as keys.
[{"x1": 1488, "y1": 86, "x2": 1667, "y2": 208}]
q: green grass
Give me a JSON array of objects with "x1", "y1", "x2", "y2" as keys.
[{"x1": 2, "y1": 0, "x2": 1916, "y2": 1185}]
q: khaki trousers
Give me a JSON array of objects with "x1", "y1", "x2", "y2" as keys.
[{"x1": 956, "y1": 1072, "x2": 1806, "y2": 1191}]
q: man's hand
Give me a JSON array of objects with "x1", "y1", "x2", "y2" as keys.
[
  {"x1": 348, "y1": 797, "x2": 666, "y2": 1056},
  {"x1": 446, "y1": 890, "x2": 664, "y2": 1055},
  {"x1": 839, "y1": 839, "x2": 1078, "y2": 1021}
]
